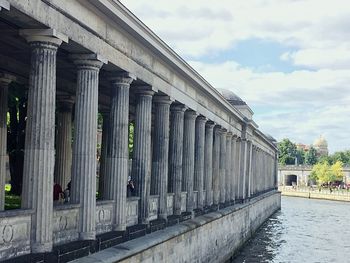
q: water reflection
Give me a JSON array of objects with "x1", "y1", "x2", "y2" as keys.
[{"x1": 230, "y1": 196, "x2": 350, "y2": 263}]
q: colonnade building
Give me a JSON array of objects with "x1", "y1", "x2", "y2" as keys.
[{"x1": 0, "y1": 0, "x2": 278, "y2": 261}]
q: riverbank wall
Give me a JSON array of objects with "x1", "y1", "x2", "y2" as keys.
[
  {"x1": 73, "y1": 191, "x2": 281, "y2": 263},
  {"x1": 279, "y1": 187, "x2": 350, "y2": 202}
]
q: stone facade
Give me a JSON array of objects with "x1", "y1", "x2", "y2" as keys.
[{"x1": 0, "y1": 0, "x2": 278, "y2": 261}]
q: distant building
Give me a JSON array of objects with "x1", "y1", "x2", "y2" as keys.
[
  {"x1": 313, "y1": 135, "x2": 329, "y2": 157},
  {"x1": 296, "y1": 143, "x2": 310, "y2": 152}
]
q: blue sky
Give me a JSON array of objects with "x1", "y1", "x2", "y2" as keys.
[{"x1": 121, "y1": 0, "x2": 350, "y2": 153}]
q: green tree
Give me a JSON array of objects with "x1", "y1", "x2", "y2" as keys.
[
  {"x1": 310, "y1": 161, "x2": 344, "y2": 186},
  {"x1": 305, "y1": 147, "x2": 318, "y2": 165},
  {"x1": 296, "y1": 148, "x2": 305, "y2": 165},
  {"x1": 278, "y1": 139, "x2": 297, "y2": 165},
  {"x1": 330, "y1": 161, "x2": 344, "y2": 182}
]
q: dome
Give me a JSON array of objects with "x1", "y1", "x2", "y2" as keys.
[
  {"x1": 313, "y1": 135, "x2": 328, "y2": 148},
  {"x1": 217, "y1": 88, "x2": 246, "y2": 106}
]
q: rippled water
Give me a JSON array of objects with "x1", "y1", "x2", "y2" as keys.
[{"x1": 231, "y1": 196, "x2": 350, "y2": 263}]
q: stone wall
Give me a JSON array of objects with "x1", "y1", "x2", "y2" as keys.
[{"x1": 73, "y1": 191, "x2": 281, "y2": 263}]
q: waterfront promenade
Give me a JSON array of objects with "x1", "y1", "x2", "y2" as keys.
[{"x1": 279, "y1": 186, "x2": 350, "y2": 202}]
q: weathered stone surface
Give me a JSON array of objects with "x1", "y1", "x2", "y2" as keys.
[
  {"x1": 204, "y1": 121, "x2": 215, "y2": 206},
  {"x1": 54, "y1": 99, "x2": 74, "y2": 190},
  {"x1": 99, "y1": 111, "x2": 110, "y2": 199},
  {"x1": 132, "y1": 88, "x2": 154, "y2": 224},
  {"x1": 194, "y1": 116, "x2": 206, "y2": 209},
  {"x1": 212, "y1": 127, "x2": 221, "y2": 205},
  {"x1": 21, "y1": 33, "x2": 64, "y2": 253},
  {"x1": 219, "y1": 129, "x2": 227, "y2": 204},
  {"x1": 168, "y1": 104, "x2": 187, "y2": 215},
  {"x1": 182, "y1": 110, "x2": 197, "y2": 215},
  {"x1": 53, "y1": 205, "x2": 80, "y2": 245},
  {"x1": 72, "y1": 192, "x2": 281, "y2": 263},
  {"x1": 70, "y1": 54, "x2": 104, "y2": 241},
  {"x1": 151, "y1": 96, "x2": 171, "y2": 220},
  {"x1": 105, "y1": 73, "x2": 134, "y2": 231}
]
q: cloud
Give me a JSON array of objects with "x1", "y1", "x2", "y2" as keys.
[
  {"x1": 187, "y1": 60, "x2": 350, "y2": 152},
  {"x1": 120, "y1": 0, "x2": 350, "y2": 152}
]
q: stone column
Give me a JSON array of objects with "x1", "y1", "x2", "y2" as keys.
[
  {"x1": 230, "y1": 136, "x2": 237, "y2": 202},
  {"x1": 70, "y1": 54, "x2": 105, "y2": 240},
  {"x1": 54, "y1": 99, "x2": 74, "y2": 190},
  {"x1": 247, "y1": 140, "x2": 253, "y2": 199},
  {"x1": 182, "y1": 110, "x2": 197, "y2": 215},
  {"x1": 105, "y1": 73, "x2": 134, "y2": 230},
  {"x1": 0, "y1": 73, "x2": 15, "y2": 211},
  {"x1": 151, "y1": 96, "x2": 171, "y2": 220},
  {"x1": 20, "y1": 30, "x2": 66, "y2": 252},
  {"x1": 219, "y1": 129, "x2": 227, "y2": 205},
  {"x1": 235, "y1": 138, "x2": 242, "y2": 201},
  {"x1": 204, "y1": 121, "x2": 215, "y2": 207},
  {"x1": 225, "y1": 132, "x2": 232, "y2": 203},
  {"x1": 169, "y1": 104, "x2": 186, "y2": 215},
  {"x1": 212, "y1": 127, "x2": 220, "y2": 206},
  {"x1": 98, "y1": 111, "x2": 110, "y2": 199},
  {"x1": 194, "y1": 116, "x2": 206, "y2": 210},
  {"x1": 132, "y1": 88, "x2": 154, "y2": 224},
  {"x1": 240, "y1": 139, "x2": 248, "y2": 200}
]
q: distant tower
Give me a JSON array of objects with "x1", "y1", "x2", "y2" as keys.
[{"x1": 313, "y1": 135, "x2": 328, "y2": 157}]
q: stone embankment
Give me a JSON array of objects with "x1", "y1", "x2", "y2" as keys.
[{"x1": 279, "y1": 187, "x2": 350, "y2": 202}]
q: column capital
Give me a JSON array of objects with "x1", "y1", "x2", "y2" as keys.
[
  {"x1": 0, "y1": 71, "x2": 16, "y2": 87},
  {"x1": 185, "y1": 109, "x2": 198, "y2": 119},
  {"x1": 20, "y1": 29, "x2": 68, "y2": 46},
  {"x1": 205, "y1": 120, "x2": 215, "y2": 129},
  {"x1": 154, "y1": 95, "x2": 173, "y2": 105},
  {"x1": 109, "y1": 72, "x2": 135, "y2": 87},
  {"x1": 70, "y1": 54, "x2": 106, "y2": 70},
  {"x1": 135, "y1": 86, "x2": 155, "y2": 96},
  {"x1": 226, "y1": 132, "x2": 233, "y2": 139},
  {"x1": 171, "y1": 103, "x2": 187, "y2": 112},
  {"x1": 196, "y1": 115, "x2": 207, "y2": 123},
  {"x1": 219, "y1": 128, "x2": 227, "y2": 134}
]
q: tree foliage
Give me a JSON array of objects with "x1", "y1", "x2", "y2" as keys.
[
  {"x1": 305, "y1": 147, "x2": 318, "y2": 165},
  {"x1": 278, "y1": 139, "x2": 297, "y2": 165},
  {"x1": 310, "y1": 161, "x2": 344, "y2": 185}
]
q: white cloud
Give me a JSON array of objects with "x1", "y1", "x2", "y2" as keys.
[
  {"x1": 120, "y1": 0, "x2": 350, "y2": 152},
  {"x1": 187, "y1": 60, "x2": 350, "y2": 152}
]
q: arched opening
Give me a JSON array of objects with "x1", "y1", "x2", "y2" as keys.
[{"x1": 285, "y1": 174, "x2": 298, "y2": 186}]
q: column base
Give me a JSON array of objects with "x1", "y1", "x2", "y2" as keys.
[
  {"x1": 113, "y1": 224, "x2": 126, "y2": 232},
  {"x1": 31, "y1": 241, "x2": 53, "y2": 253},
  {"x1": 167, "y1": 214, "x2": 181, "y2": 226},
  {"x1": 125, "y1": 224, "x2": 147, "y2": 241},
  {"x1": 180, "y1": 211, "x2": 192, "y2": 222},
  {"x1": 148, "y1": 218, "x2": 166, "y2": 233},
  {"x1": 193, "y1": 208, "x2": 204, "y2": 217},
  {"x1": 79, "y1": 231, "x2": 96, "y2": 241}
]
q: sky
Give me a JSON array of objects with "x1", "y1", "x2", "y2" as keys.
[{"x1": 120, "y1": 0, "x2": 350, "y2": 153}]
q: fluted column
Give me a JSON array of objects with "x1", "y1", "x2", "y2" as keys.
[
  {"x1": 132, "y1": 88, "x2": 154, "y2": 224},
  {"x1": 98, "y1": 111, "x2": 110, "y2": 199},
  {"x1": 20, "y1": 30, "x2": 66, "y2": 252},
  {"x1": 70, "y1": 54, "x2": 105, "y2": 240},
  {"x1": 219, "y1": 129, "x2": 227, "y2": 204},
  {"x1": 151, "y1": 96, "x2": 171, "y2": 220},
  {"x1": 212, "y1": 127, "x2": 220, "y2": 205},
  {"x1": 54, "y1": 99, "x2": 74, "y2": 189},
  {"x1": 182, "y1": 110, "x2": 197, "y2": 215},
  {"x1": 169, "y1": 104, "x2": 186, "y2": 215},
  {"x1": 194, "y1": 116, "x2": 206, "y2": 210},
  {"x1": 240, "y1": 139, "x2": 248, "y2": 200},
  {"x1": 235, "y1": 138, "x2": 242, "y2": 200},
  {"x1": 105, "y1": 73, "x2": 134, "y2": 230},
  {"x1": 225, "y1": 133, "x2": 232, "y2": 203},
  {"x1": 247, "y1": 141, "x2": 253, "y2": 198},
  {"x1": 0, "y1": 73, "x2": 15, "y2": 211},
  {"x1": 230, "y1": 136, "x2": 237, "y2": 202},
  {"x1": 204, "y1": 121, "x2": 215, "y2": 206}
]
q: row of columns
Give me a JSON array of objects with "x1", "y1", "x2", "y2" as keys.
[{"x1": 0, "y1": 27, "x2": 278, "y2": 255}]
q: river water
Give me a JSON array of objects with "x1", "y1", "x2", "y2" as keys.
[{"x1": 231, "y1": 196, "x2": 350, "y2": 263}]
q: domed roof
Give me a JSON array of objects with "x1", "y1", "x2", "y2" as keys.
[
  {"x1": 313, "y1": 135, "x2": 328, "y2": 148},
  {"x1": 217, "y1": 88, "x2": 246, "y2": 106}
]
